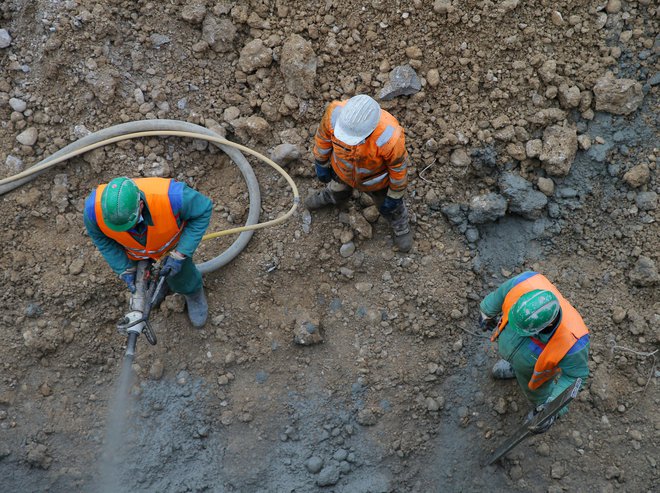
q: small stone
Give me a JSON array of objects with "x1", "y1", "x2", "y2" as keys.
[
  {"x1": 17, "y1": 127, "x2": 38, "y2": 146},
  {"x1": 525, "y1": 139, "x2": 543, "y2": 159},
  {"x1": 355, "y1": 282, "x2": 373, "y2": 292},
  {"x1": 357, "y1": 408, "x2": 378, "y2": 426},
  {"x1": 269, "y1": 144, "x2": 300, "y2": 167},
  {"x1": 433, "y1": 0, "x2": 453, "y2": 14},
  {"x1": 426, "y1": 68, "x2": 440, "y2": 87},
  {"x1": 629, "y1": 256, "x2": 659, "y2": 287},
  {"x1": 605, "y1": 0, "x2": 621, "y2": 14},
  {"x1": 4, "y1": 155, "x2": 23, "y2": 173},
  {"x1": 68, "y1": 258, "x2": 84, "y2": 275},
  {"x1": 238, "y1": 39, "x2": 273, "y2": 73},
  {"x1": 333, "y1": 448, "x2": 348, "y2": 461},
  {"x1": 611, "y1": 307, "x2": 626, "y2": 324},
  {"x1": 499, "y1": 173, "x2": 548, "y2": 219},
  {"x1": 426, "y1": 397, "x2": 440, "y2": 412},
  {"x1": 9, "y1": 98, "x2": 27, "y2": 112},
  {"x1": 635, "y1": 191, "x2": 657, "y2": 211},
  {"x1": 450, "y1": 148, "x2": 471, "y2": 167},
  {"x1": 280, "y1": 34, "x2": 317, "y2": 98},
  {"x1": 202, "y1": 16, "x2": 237, "y2": 53},
  {"x1": 577, "y1": 134, "x2": 592, "y2": 150},
  {"x1": 149, "y1": 359, "x2": 164, "y2": 380},
  {"x1": 537, "y1": 442, "x2": 551, "y2": 457},
  {"x1": 537, "y1": 177, "x2": 555, "y2": 196},
  {"x1": 316, "y1": 465, "x2": 340, "y2": 487},
  {"x1": 493, "y1": 397, "x2": 507, "y2": 415},
  {"x1": 551, "y1": 462, "x2": 565, "y2": 479},
  {"x1": 305, "y1": 456, "x2": 324, "y2": 474},
  {"x1": 39, "y1": 383, "x2": 52, "y2": 397},
  {"x1": 0, "y1": 29, "x2": 11, "y2": 49},
  {"x1": 362, "y1": 205, "x2": 380, "y2": 223},
  {"x1": 623, "y1": 164, "x2": 650, "y2": 188},
  {"x1": 26, "y1": 443, "x2": 51, "y2": 470},
  {"x1": 181, "y1": 2, "x2": 207, "y2": 23},
  {"x1": 340, "y1": 242, "x2": 356, "y2": 258},
  {"x1": 509, "y1": 465, "x2": 523, "y2": 481},
  {"x1": 539, "y1": 125, "x2": 578, "y2": 176},
  {"x1": 605, "y1": 465, "x2": 621, "y2": 480},
  {"x1": 293, "y1": 318, "x2": 324, "y2": 346}
]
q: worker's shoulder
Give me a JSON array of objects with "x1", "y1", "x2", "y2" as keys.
[
  {"x1": 373, "y1": 111, "x2": 404, "y2": 149},
  {"x1": 83, "y1": 189, "x2": 98, "y2": 222}
]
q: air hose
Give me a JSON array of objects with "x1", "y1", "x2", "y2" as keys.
[{"x1": 0, "y1": 120, "x2": 299, "y2": 274}]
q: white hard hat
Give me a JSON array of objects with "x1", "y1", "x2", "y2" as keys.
[{"x1": 334, "y1": 95, "x2": 381, "y2": 146}]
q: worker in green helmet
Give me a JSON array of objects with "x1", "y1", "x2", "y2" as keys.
[
  {"x1": 83, "y1": 177, "x2": 213, "y2": 327},
  {"x1": 479, "y1": 272, "x2": 590, "y2": 433}
]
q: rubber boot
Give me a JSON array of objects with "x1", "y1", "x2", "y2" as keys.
[
  {"x1": 304, "y1": 186, "x2": 351, "y2": 210},
  {"x1": 184, "y1": 288, "x2": 208, "y2": 328},
  {"x1": 385, "y1": 202, "x2": 413, "y2": 253},
  {"x1": 491, "y1": 359, "x2": 516, "y2": 379}
]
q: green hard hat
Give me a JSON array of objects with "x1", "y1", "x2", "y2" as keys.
[
  {"x1": 509, "y1": 289, "x2": 561, "y2": 337},
  {"x1": 101, "y1": 177, "x2": 141, "y2": 232}
]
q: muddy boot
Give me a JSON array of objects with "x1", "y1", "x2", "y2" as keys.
[
  {"x1": 184, "y1": 288, "x2": 208, "y2": 328},
  {"x1": 385, "y1": 202, "x2": 413, "y2": 253},
  {"x1": 304, "y1": 187, "x2": 351, "y2": 210},
  {"x1": 492, "y1": 359, "x2": 516, "y2": 379}
]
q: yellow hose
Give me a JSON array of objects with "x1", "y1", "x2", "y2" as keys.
[{"x1": 0, "y1": 130, "x2": 299, "y2": 239}]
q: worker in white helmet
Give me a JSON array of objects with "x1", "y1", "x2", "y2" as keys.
[{"x1": 306, "y1": 94, "x2": 413, "y2": 252}]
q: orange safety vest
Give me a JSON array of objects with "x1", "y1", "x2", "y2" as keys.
[
  {"x1": 490, "y1": 274, "x2": 589, "y2": 390},
  {"x1": 313, "y1": 100, "x2": 409, "y2": 193},
  {"x1": 94, "y1": 177, "x2": 185, "y2": 261}
]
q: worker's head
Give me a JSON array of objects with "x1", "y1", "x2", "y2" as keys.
[
  {"x1": 509, "y1": 289, "x2": 561, "y2": 337},
  {"x1": 101, "y1": 177, "x2": 141, "y2": 232},
  {"x1": 334, "y1": 94, "x2": 381, "y2": 146}
]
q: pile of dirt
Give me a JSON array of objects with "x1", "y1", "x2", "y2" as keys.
[{"x1": 0, "y1": 1, "x2": 657, "y2": 491}]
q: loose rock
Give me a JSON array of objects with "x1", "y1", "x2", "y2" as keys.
[
  {"x1": 635, "y1": 191, "x2": 657, "y2": 211},
  {"x1": 539, "y1": 125, "x2": 578, "y2": 176},
  {"x1": 270, "y1": 143, "x2": 300, "y2": 166},
  {"x1": 238, "y1": 39, "x2": 273, "y2": 73},
  {"x1": 622, "y1": 164, "x2": 650, "y2": 188},
  {"x1": 305, "y1": 456, "x2": 323, "y2": 474},
  {"x1": 379, "y1": 65, "x2": 421, "y2": 100},
  {"x1": 0, "y1": 29, "x2": 11, "y2": 48},
  {"x1": 593, "y1": 75, "x2": 644, "y2": 115},
  {"x1": 202, "y1": 16, "x2": 237, "y2": 52},
  {"x1": 17, "y1": 128, "x2": 38, "y2": 146},
  {"x1": 316, "y1": 465, "x2": 340, "y2": 487},
  {"x1": 498, "y1": 173, "x2": 548, "y2": 219},
  {"x1": 629, "y1": 256, "x2": 659, "y2": 287},
  {"x1": 280, "y1": 34, "x2": 317, "y2": 98},
  {"x1": 468, "y1": 193, "x2": 507, "y2": 224}
]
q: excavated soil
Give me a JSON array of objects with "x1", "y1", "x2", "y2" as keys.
[{"x1": 0, "y1": 1, "x2": 658, "y2": 492}]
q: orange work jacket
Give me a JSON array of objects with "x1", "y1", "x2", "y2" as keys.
[
  {"x1": 94, "y1": 177, "x2": 185, "y2": 261},
  {"x1": 313, "y1": 100, "x2": 409, "y2": 193},
  {"x1": 491, "y1": 274, "x2": 589, "y2": 390}
]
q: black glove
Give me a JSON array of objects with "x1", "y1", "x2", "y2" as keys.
[
  {"x1": 160, "y1": 252, "x2": 185, "y2": 278},
  {"x1": 479, "y1": 312, "x2": 497, "y2": 331},
  {"x1": 314, "y1": 160, "x2": 332, "y2": 184},
  {"x1": 119, "y1": 269, "x2": 136, "y2": 293},
  {"x1": 379, "y1": 196, "x2": 402, "y2": 216}
]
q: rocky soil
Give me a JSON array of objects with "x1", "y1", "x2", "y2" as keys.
[{"x1": 0, "y1": 0, "x2": 658, "y2": 492}]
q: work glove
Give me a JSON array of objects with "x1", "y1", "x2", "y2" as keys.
[
  {"x1": 160, "y1": 251, "x2": 185, "y2": 279},
  {"x1": 379, "y1": 196, "x2": 402, "y2": 216},
  {"x1": 479, "y1": 311, "x2": 497, "y2": 331},
  {"x1": 314, "y1": 160, "x2": 332, "y2": 184},
  {"x1": 525, "y1": 403, "x2": 556, "y2": 434},
  {"x1": 120, "y1": 269, "x2": 136, "y2": 293}
]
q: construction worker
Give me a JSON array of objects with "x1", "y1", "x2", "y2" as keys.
[
  {"x1": 83, "y1": 176, "x2": 212, "y2": 327},
  {"x1": 479, "y1": 271, "x2": 589, "y2": 433},
  {"x1": 306, "y1": 94, "x2": 413, "y2": 252}
]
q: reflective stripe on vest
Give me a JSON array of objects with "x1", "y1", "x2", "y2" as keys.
[
  {"x1": 490, "y1": 273, "x2": 589, "y2": 390},
  {"x1": 94, "y1": 178, "x2": 185, "y2": 261}
]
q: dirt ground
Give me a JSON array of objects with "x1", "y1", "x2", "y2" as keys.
[{"x1": 0, "y1": 1, "x2": 658, "y2": 492}]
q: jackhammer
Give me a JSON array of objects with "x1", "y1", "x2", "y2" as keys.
[{"x1": 116, "y1": 260, "x2": 165, "y2": 359}]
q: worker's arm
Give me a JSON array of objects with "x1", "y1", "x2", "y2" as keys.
[
  {"x1": 381, "y1": 127, "x2": 410, "y2": 199},
  {"x1": 551, "y1": 339, "x2": 590, "y2": 416},
  {"x1": 480, "y1": 272, "x2": 539, "y2": 317},
  {"x1": 173, "y1": 185, "x2": 213, "y2": 257},
  {"x1": 312, "y1": 102, "x2": 339, "y2": 164},
  {"x1": 83, "y1": 193, "x2": 134, "y2": 275}
]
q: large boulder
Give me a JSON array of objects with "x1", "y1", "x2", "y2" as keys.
[
  {"x1": 539, "y1": 124, "x2": 578, "y2": 176},
  {"x1": 498, "y1": 173, "x2": 548, "y2": 219},
  {"x1": 593, "y1": 75, "x2": 644, "y2": 115},
  {"x1": 238, "y1": 39, "x2": 273, "y2": 73},
  {"x1": 280, "y1": 34, "x2": 317, "y2": 98}
]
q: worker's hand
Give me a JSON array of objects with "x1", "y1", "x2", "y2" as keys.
[
  {"x1": 314, "y1": 160, "x2": 332, "y2": 184},
  {"x1": 479, "y1": 311, "x2": 496, "y2": 331},
  {"x1": 379, "y1": 196, "x2": 402, "y2": 216},
  {"x1": 525, "y1": 403, "x2": 556, "y2": 434},
  {"x1": 119, "y1": 269, "x2": 136, "y2": 293},
  {"x1": 160, "y1": 251, "x2": 185, "y2": 278}
]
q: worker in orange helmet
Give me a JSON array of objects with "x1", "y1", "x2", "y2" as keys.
[{"x1": 305, "y1": 94, "x2": 413, "y2": 252}]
